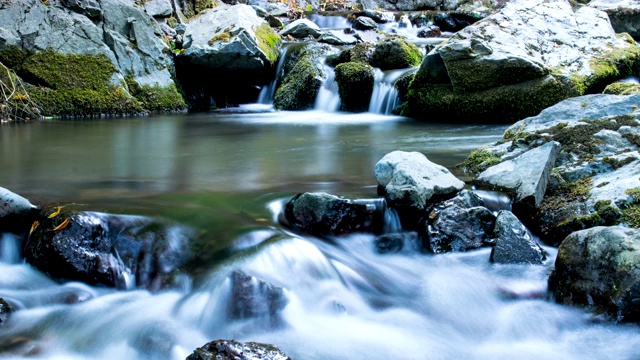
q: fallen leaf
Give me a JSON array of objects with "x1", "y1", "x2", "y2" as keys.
[
  {"x1": 29, "y1": 221, "x2": 39, "y2": 236},
  {"x1": 52, "y1": 218, "x2": 70, "y2": 232},
  {"x1": 47, "y1": 207, "x2": 62, "y2": 218}
]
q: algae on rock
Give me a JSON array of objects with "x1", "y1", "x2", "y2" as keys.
[{"x1": 334, "y1": 62, "x2": 375, "y2": 112}]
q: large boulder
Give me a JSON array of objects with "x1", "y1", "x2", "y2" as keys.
[
  {"x1": 590, "y1": 0, "x2": 640, "y2": 40},
  {"x1": 0, "y1": 0, "x2": 186, "y2": 115},
  {"x1": 375, "y1": 151, "x2": 464, "y2": 222},
  {"x1": 187, "y1": 340, "x2": 291, "y2": 360},
  {"x1": 549, "y1": 226, "x2": 640, "y2": 322},
  {"x1": 420, "y1": 190, "x2": 496, "y2": 253},
  {"x1": 0, "y1": 187, "x2": 39, "y2": 234},
  {"x1": 178, "y1": 4, "x2": 281, "y2": 108},
  {"x1": 370, "y1": 36, "x2": 423, "y2": 70},
  {"x1": 334, "y1": 62, "x2": 375, "y2": 112},
  {"x1": 403, "y1": 0, "x2": 640, "y2": 123},
  {"x1": 24, "y1": 208, "x2": 196, "y2": 290},
  {"x1": 490, "y1": 210, "x2": 545, "y2": 264},
  {"x1": 284, "y1": 192, "x2": 385, "y2": 237},
  {"x1": 274, "y1": 43, "x2": 338, "y2": 110},
  {"x1": 462, "y1": 94, "x2": 640, "y2": 245}
]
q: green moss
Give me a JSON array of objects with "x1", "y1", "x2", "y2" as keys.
[
  {"x1": 125, "y1": 77, "x2": 187, "y2": 112},
  {"x1": 208, "y1": 31, "x2": 231, "y2": 45},
  {"x1": 621, "y1": 188, "x2": 640, "y2": 227},
  {"x1": 603, "y1": 156, "x2": 637, "y2": 170},
  {"x1": 255, "y1": 23, "x2": 281, "y2": 65},
  {"x1": 0, "y1": 45, "x2": 33, "y2": 69},
  {"x1": 334, "y1": 62, "x2": 375, "y2": 112},
  {"x1": 603, "y1": 81, "x2": 640, "y2": 95},
  {"x1": 29, "y1": 87, "x2": 141, "y2": 117},
  {"x1": 371, "y1": 36, "x2": 423, "y2": 70},
  {"x1": 458, "y1": 148, "x2": 501, "y2": 176},
  {"x1": 622, "y1": 132, "x2": 640, "y2": 147},
  {"x1": 274, "y1": 58, "x2": 322, "y2": 110},
  {"x1": 336, "y1": 42, "x2": 375, "y2": 66}
]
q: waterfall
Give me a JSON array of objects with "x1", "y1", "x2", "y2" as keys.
[
  {"x1": 368, "y1": 68, "x2": 417, "y2": 115},
  {"x1": 0, "y1": 233, "x2": 21, "y2": 264},
  {"x1": 258, "y1": 44, "x2": 295, "y2": 105},
  {"x1": 314, "y1": 61, "x2": 341, "y2": 112}
]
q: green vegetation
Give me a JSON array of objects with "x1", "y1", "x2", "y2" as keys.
[
  {"x1": 603, "y1": 81, "x2": 640, "y2": 95},
  {"x1": 125, "y1": 77, "x2": 187, "y2": 112},
  {"x1": 603, "y1": 156, "x2": 637, "y2": 170},
  {"x1": 458, "y1": 148, "x2": 501, "y2": 176},
  {"x1": 621, "y1": 188, "x2": 640, "y2": 227},
  {"x1": 334, "y1": 62, "x2": 374, "y2": 112},
  {"x1": 274, "y1": 57, "x2": 322, "y2": 110},
  {"x1": 208, "y1": 31, "x2": 231, "y2": 45},
  {"x1": 371, "y1": 36, "x2": 423, "y2": 70},
  {"x1": 254, "y1": 23, "x2": 281, "y2": 65}
]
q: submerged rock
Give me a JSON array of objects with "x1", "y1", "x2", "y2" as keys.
[
  {"x1": 0, "y1": 187, "x2": 39, "y2": 234},
  {"x1": 421, "y1": 190, "x2": 495, "y2": 253},
  {"x1": 0, "y1": 298, "x2": 13, "y2": 326},
  {"x1": 334, "y1": 62, "x2": 375, "y2": 112},
  {"x1": 549, "y1": 226, "x2": 640, "y2": 322},
  {"x1": 187, "y1": 339, "x2": 291, "y2": 360},
  {"x1": 490, "y1": 211, "x2": 545, "y2": 264},
  {"x1": 374, "y1": 233, "x2": 406, "y2": 253},
  {"x1": 284, "y1": 192, "x2": 385, "y2": 237},
  {"x1": 404, "y1": 0, "x2": 640, "y2": 123},
  {"x1": 24, "y1": 209, "x2": 195, "y2": 290},
  {"x1": 227, "y1": 270, "x2": 288, "y2": 325}
]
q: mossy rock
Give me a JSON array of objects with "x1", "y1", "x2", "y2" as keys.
[
  {"x1": 336, "y1": 42, "x2": 375, "y2": 66},
  {"x1": 334, "y1": 62, "x2": 374, "y2": 112},
  {"x1": 603, "y1": 81, "x2": 640, "y2": 95},
  {"x1": 254, "y1": 23, "x2": 281, "y2": 66},
  {"x1": 125, "y1": 77, "x2": 187, "y2": 112},
  {"x1": 370, "y1": 36, "x2": 423, "y2": 71}
]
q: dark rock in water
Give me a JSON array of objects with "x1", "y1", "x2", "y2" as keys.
[
  {"x1": 490, "y1": 211, "x2": 545, "y2": 264},
  {"x1": 318, "y1": 30, "x2": 357, "y2": 46},
  {"x1": 187, "y1": 339, "x2": 291, "y2": 360},
  {"x1": 371, "y1": 36, "x2": 423, "y2": 70},
  {"x1": 337, "y1": 42, "x2": 376, "y2": 65},
  {"x1": 421, "y1": 190, "x2": 496, "y2": 253},
  {"x1": 24, "y1": 209, "x2": 195, "y2": 290},
  {"x1": 284, "y1": 192, "x2": 385, "y2": 237},
  {"x1": 227, "y1": 271, "x2": 288, "y2": 324},
  {"x1": 590, "y1": 0, "x2": 640, "y2": 40},
  {"x1": 0, "y1": 187, "x2": 39, "y2": 234},
  {"x1": 433, "y1": 12, "x2": 480, "y2": 32},
  {"x1": 549, "y1": 226, "x2": 640, "y2": 322},
  {"x1": 130, "y1": 323, "x2": 176, "y2": 359},
  {"x1": 0, "y1": 298, "x2": 13, "y2": 325},
  {"x1": 374, "y1": 233, "x2": 405, "y2": 253},
  {"x1": 353, "y1": 16, "x2": 378, "y2": 31},
  {"x1": 279, "y1": 19, "x2": 321, "y2": 38},
  {"x1": 355, "y1": 9, "x2": 394, "y2": 23},
  {"x1": 334, "y1": 62, "x2": 375, "y2": 112},
  {"x1": 417, "y1": 25, "x2": 441, "y2": 38}
]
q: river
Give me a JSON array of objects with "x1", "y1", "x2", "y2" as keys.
[{"x1": 0, "y1": 109, "x2": 639, "y2": 359}]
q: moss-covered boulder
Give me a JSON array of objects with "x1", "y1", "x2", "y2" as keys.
[
  {"x1": 404, "y1": 1, "x2": 640, "y2": 123},
  {"x1": 274, "y1": 43, "x2": 339, "y2": 111},
  {"x1": 371, "y1": 36, "x2": 423, "y2": 71},
  {"x1": 603, "y1": 81, "x2": 640, "y2": 95},
  {"x1": 334, "y1": 62, "x2": 375, "y2": 112}
]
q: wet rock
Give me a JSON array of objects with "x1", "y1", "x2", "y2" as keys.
[
  {"x1": 603, "y1": 82, "x2": 640, "y2": 95},
  {"x1": 590, "y1": 0, "x2": 640, "y2": 40},
  {"x1": 417, "y1": 25, "x2": 441, "y2": 38},
  {"x1": 475, "y1": 141, "x2": 561, "y2": 213},
  {"x1": 404, "y1": 1, "x2": 640, "y2": 123},
  {"x1": 187, "y1": 339, "x2": 291, "y2": 360},
  {"x1": 549, "y1": 226, "x2": 640, "y2": 322},
  {"x1": 279, "y1": 19, "x2": 321, "y2": 38},
  {"x1": 0, "y1": 187, "x2": 39, "y2": 234},
  {"x1": 274, "y1": 43, "x2": 339, "y2": 110},
  {"x1": 375, "y1": 151, "x2": 464, "y2": 223},
  {"x1": 318, "y1": 30, "x2": 357, "y2": 45},
  {"x1": 354, "y1": 9, "x2": 394, "y2": 23},
  {"x1": 353, "y1": 16, "x2": 378, "y2": 31},
  {"x1": 374, "y1": 233, "x2": 405, "y2": 253},
  {"x1": 334, "y1": 62, "x2": 375, "y2": 112},
  {"x1": 371, "y1": 36, "x2": 423, "y2": 70},
  {"x1": 267, "y1": 14, "x2": 284, "y2": 28},
  {"x1": 421, "y1": 190, "x2": 496, "y2": 253},
  {"x1": 0, "y1": 298, "x2": 13, "y2": 325},
  {"x1": 24, "y1": 209, "x2": 195, "y2": 290},
  {"x1": 490, "y1": 211, "x2": 545, "y2": 264},
  {"x1": 284, "y1": 192, "x2": 385, "y2": 237},
  {"x1": 337, "y1": 42, "x2": 375, "y2": 65},
  {"x1": 433, "y1": 12, "x2": 480, "y2": 32},
  {"x1": 227, "y1": 271, "x2": 288, "y2": 324}
]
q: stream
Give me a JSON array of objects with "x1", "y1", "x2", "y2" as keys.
[{"x1": 1, "y1": 110, "x2": 640, "y2": 359}]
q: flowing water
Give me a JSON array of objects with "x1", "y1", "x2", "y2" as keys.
[{"x1": 1, "y1": 111, "x2": 639, "y2": 359}]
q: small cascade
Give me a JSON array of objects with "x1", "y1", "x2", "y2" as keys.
[
  {"x1": 314, "y1": 61, "x2": 341, "y2": 112},
  {"x1": 309, "y1": 14, "x2": 350, "y2": 30},
  {"x1": 258, "y1": 44, "x2": 295, "y2": 105},
  {"x1": 368, "y1": 67, "x2": 417, "y2": 114},
  {"x1": 384, "y1": 206, "x2": 402, "y2": 233},
  {"x1": 0, "y1": 233, "x2": 21, "y2": 264}
]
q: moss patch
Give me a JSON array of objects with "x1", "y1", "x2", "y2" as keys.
[
  {"x1": 255, "y1": 23, "x2": 281, "y2": 65},
  {"x1": 334, "y1": 62, "x2": 374, "y2": 112},
  {"x1": 371, "y1": 36, "x2": 423, "y2": 71},
  {"x1": 621, "y1": 187, "x2": 640, "y2": 227},
  {"x1": 458, "y1": 148, "x2": 501, "y2": 176},
  {"x1": 603, "y1": 81, "x2": 640, "y2": 95},
  {"x1": 208, "y1": 31, "x2": 231, "y2": 45},
  {"x1": 125, "y1": 77, "x2": 187, "y2": 112},
  {"x1": 274, "y1": 57, "x2": 322, "y2": 110}
]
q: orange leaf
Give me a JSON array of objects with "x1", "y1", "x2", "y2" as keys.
[
  {"x1": 52, "y1": 218, "x2": 70, "y2": 232},
  {"x1": 47, "y1": 207, "x2": 62, "y2": 218},
  {"x1": 29, "y1": 221, "x2": 39, "y2": 236}
]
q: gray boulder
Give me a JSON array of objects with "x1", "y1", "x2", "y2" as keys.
[
  {"x1": 475, "y1": 141, "x2": 561, "y2": 211},
  {"x1": 549, "y1": 226, "x2": 640, "y2": 322},
  {"x1": 404, "y1": 0, "x2": 640, "y2": 123},
  {"x1": 590, "y1": 0, "x2": 640, "y2": 40},
  {"x1": 318, "y1": 30, "x2": 357, "y2": 45},
  {"x1": 490, "y1": 211, "x2": 545, "y2": 264},
  {"x1": 279, "y1": 19, "x2": 321, "y2": 38},
  {"x1": 144, "y1": 0, "x2": 173, "y2": 17},
  {"x1": 353, "y1": 16, "x2": 378, "y2": 31},
  {"x1": 187, "y1": 339, "x2": 291, "y2": 360},
  {"x1": 60, "y1": 0, "x2": 102, "y2": 18},
  {"x1": 375, "y1": 151, "x2": 464, "y2": 214},
  {"x1": 0, "y1": 187, "x2": 39, "y2": 234},
  {"x1": 421, "y1": 190, "x2": 496, "y2": 253}
]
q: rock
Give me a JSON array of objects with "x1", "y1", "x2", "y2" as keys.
[
  {"x1": 375, "y1": 151, "x2": 465, "y2": 217},
  {"x1": 549, "y1": 226, "x2": 640, "y2": 322},
  {"x1": 227, "y1": 270, "x2": 288, "y2": 324},
  {"x1": 421, "y1": 190, "x2": 496, "y2": 253},
  {"x1": 279, "y1": 19, "x2": 321, "y2": 38},
  {"x1": 354, "y1": 9, "x2": 394, "y2": 23},
  {"x1": 187, "y1": 339, "x2": 291, "y2": 360},
  {"x1": 397, "y1": 15, "x2": 412, "y2": 28},
  {"x1": 336, "y1": 42, "x2": 375, "y2": 65},
  {"x1": 353, "y1": 16, "x2": 378, "y2": 31},
  {"x1": 267, "y1": 14, "x2": 284, "y2": 28},
  {"x1": 24, "y1": 209, "x2": 195, "y2": 290},
  {"x1": 475, "y1": 141, "x2": 561, "y2": 212},
  {"x1": 404, "y1": 1, "x2": 640, "y2": 123},
  {"x1": 60, "y1": 0, "x2": 102, "y2": 18},
  {"x1": 0, "y1": 187, "x2": 39, "y2": 234},
  {"x1": 374, "y1": 233, "x2": 405, "y2": 253},
  {"x1": 252, "y1": 5, "x2": 267, "y2": 17},
  {"x1": 371, "y1": 36, "x2": 423, "y2": 70},
  {"x1": 334, "y1": 62, "x2": 375, "y2": 112},
  {"x1": 417, "y1": 25, "x2": 442, "y2": 38},
  {"x1": 144, "y1": 0, "x2": 173, "y2": 17},
  {"x1": 603, "y1": 81, "x2": 640, "y2": 95},
  {"x1": 274, "y1": 43, "x2": 338, "y2": 111},
  {"x1": 391, "y1": 0, "x2": 439, "y2": 11},
  {"x1": 490, "y1": 211, "x2": 545, "y2": 264},
  {"x1": 0, "y1": 298, "x2": 13, "y2": 325},
  {"x1": 318, "y1": 30, "x2": 357, "y2": 45},
  {"x1": 284, "y1": 192, "x2": 385, "y2": 237},
  {"x1": 590, "y1": 0, "x2": 640, "y2": 40},
  {"x1": 433, "y1": 12, "x2": 480, "y2": 32}
]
